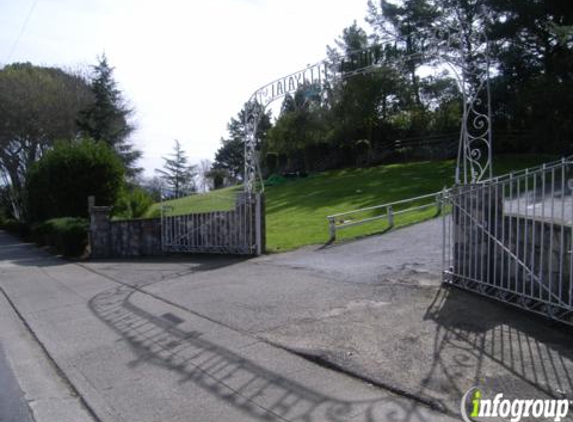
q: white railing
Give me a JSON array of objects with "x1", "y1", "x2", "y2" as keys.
[{"x1": 327, "y1": 190, "x2": 446, "y2": 241}]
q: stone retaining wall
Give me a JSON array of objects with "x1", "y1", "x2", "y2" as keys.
[
  {"x1": 88, "y1": 193, "x2": 265, "y2": 258},
  {"x1": 89, "y1": 206, "x2": 162, "y2": 258}
]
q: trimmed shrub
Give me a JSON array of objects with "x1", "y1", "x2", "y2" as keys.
[
  {"x1": 31, "y1": 217, "x2": 88, "y2": 257},
  {"x1": 26, "y1": 138, "x2": 124, "y2": 222}
]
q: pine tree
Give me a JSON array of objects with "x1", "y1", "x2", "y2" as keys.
[
  {"x1": 213, "y1": 138, "x2": 244, "y2": 182},
  {"x1": 212, "y1": 102, "x2": 272, "y2": 182},
  {"x1": 78, "y1": 54, "x2": 142, "y2": 178},
  {"x1": 155, "y1": 140, "x2": 196, "y2": 198},
  {"x1": 367, "y1": 0, "x2": 439, "y2": 106}
]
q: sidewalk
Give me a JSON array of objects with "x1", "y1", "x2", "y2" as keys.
[{"x1": 0, "y1": 231, "x2": 456, "y2": 422}]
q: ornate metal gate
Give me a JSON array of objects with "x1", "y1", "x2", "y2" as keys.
[
  {"x1": 443, "y1": 159, "x2": 573, "y2": 325},
  {"x1": 161, "y1": 192, "x2": 264, "y2": 255}
]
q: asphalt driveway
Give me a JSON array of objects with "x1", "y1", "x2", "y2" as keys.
[{"x1": 81, "y1": 218, "x2": 573, "y2": 417}]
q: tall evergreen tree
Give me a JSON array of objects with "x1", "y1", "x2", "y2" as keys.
[
  {"x1": 213, "y1": 102, "x2": 272, "y2": 182},
  {"x1": 325, "y1": 22, "x2": 403, "y2": 145},
  {"x1": 155, "y1": 140, "x2": 196, "y2": 198},
  {"x1": 268, "y1": 84, "x2": 326, "y2": 157},
  {"x1": 483, "y1": 0, "x2": 573, "y2": 152},
  {"x1": 367, "y1": 0, "x2": 439, "y2": 106},
  {"x1": 213, "y1": 138, "x2": 244, "y2": 182},
  {"x1": 78, "y1": 54, "x2": 142, "y2": 178}
]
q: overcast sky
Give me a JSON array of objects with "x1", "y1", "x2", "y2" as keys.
[{"x1": 0, "y1": 0, "x2": 369, "y2": 177}]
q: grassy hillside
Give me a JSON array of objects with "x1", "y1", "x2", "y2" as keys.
[
  {"x1": 147, "y1": 154, "x2": 555, "y2": 252},
  {"x1": 146, "y1": 185, "x2": 241, "y2": 217}
]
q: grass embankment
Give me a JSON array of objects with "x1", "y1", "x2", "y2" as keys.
[
  {"x1": 146, "y1": 155, "x2": 555, "y2": 252},
  {"x1": 146, "y1": 185, "x2": 241, "y2": 217}
]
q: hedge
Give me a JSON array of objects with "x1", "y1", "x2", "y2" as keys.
[
  {"x1": 0, "y1": 218, "x2": 30, "y2": 237},
  {"x1": 31, "y1": 217, "x2": 88, "y2": 257}
]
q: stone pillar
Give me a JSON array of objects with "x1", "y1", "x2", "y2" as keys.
[{"x1": 89, "y1": 199, "x2": 112, "y2": 259}]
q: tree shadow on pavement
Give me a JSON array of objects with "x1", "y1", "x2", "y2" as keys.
[
  {"x1": 88, "y1": 284, "x2": 450, "y2": 422},
  {"x1": 422, "y1": 285, "x2": 573, "y2": 412},
  {"x1": 80, "y1": 254, "x2": 247, "y2": 286}
]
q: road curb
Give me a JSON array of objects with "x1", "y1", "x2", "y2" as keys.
[{"x1": 0, "y1": 285, "x2": 104, "y2": 422}]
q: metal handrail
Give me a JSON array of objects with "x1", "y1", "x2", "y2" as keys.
[
  {"x1": 328, "y1": 192, "x2": 440, "y2": 219},
  {"x1": 327, "y1": 190, "x2": 446, "y2": 241}
]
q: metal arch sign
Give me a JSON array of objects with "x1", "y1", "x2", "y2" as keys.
[
  {"x1": 252, "y1": 61, "x2": 329, "y2": 109},
  {"x1": 243, "y1": 15, "x2": 493, "y2": 195},
  {"x1": 251, "y1": 47, "x2": 392, "y2": 108}
]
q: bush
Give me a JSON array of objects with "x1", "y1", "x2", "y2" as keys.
[
  {"x1": 265, "y1": 174, "x2": 287, "y2": 187},
  {"x1": 0, "y1": 218, "x2": 30, "y2": 237},
  {"x1": 31, "y1": 217, "x2": 88, "y2": 257},
  {"x1": 113, "y1": 187, "x2": 154, "y2": 219},
  {"x1": 26, "y1": 138, "x2": 124, "y2": 222},
  {"x1": 0, "y1": 185, "x2": 13, "y2": 220}
]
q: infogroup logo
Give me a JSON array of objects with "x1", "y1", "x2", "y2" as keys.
[{"x1": 461, "y1": 387, "x2": 571, "y2": 422}]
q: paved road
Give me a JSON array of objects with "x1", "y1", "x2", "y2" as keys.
[
  {"x1": 1, "y1": 219, "x2": 572, "y2": 421},
  {"x1": 83, "y1": 218, "x2": 573, "y2": 416},
  {"x1": 0, "y1": 343, "x2": 33, "y2": 422},
  {"x1": 0, "y1": 229, "x2": 456, "y2": 422}
]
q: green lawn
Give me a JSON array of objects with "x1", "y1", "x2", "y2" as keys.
[
  {"x1": 147, "y1": 154, "x2": 556, "y2": 252},
  {"x1": 145, "y1": 185, "x2": 241, "y2": 217}
]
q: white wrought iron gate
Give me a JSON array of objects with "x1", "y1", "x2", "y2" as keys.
[
  {"x1": 443, "y1": 159, "x2": 573, "y2": 325},
  {"x1": 161, "y1": 192, "x2": 264, "y2": 255}
]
